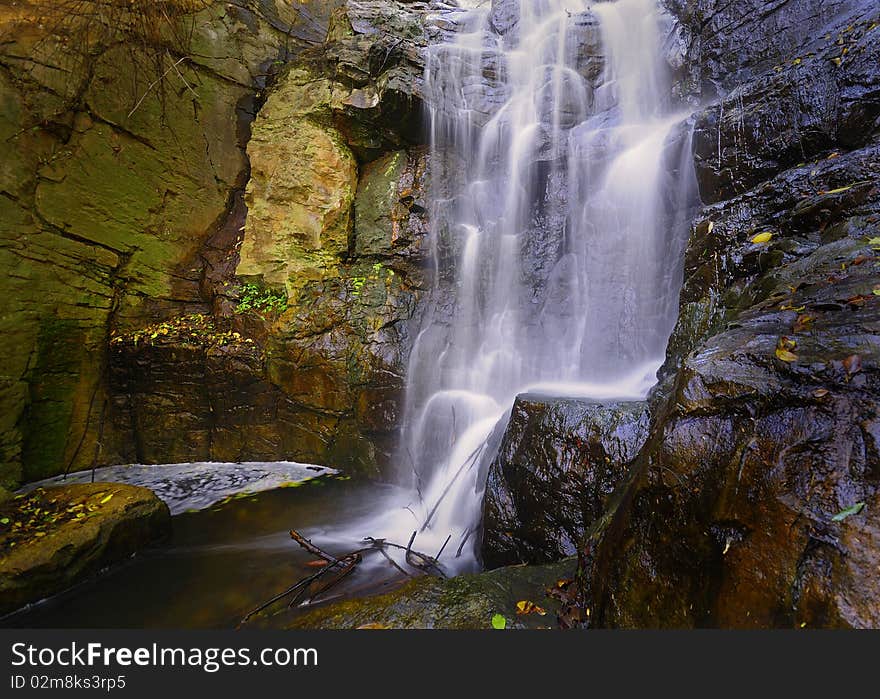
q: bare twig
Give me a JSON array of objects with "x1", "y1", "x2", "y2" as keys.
[
  {"x1": 289, "y1": 529, "x2": 340, "y2": 564},
  {"x1": 164, "y1": 49, "x2": 198, "y2": 99},
  {"x1": 435, "y1": 534, "x2": 452, "y2": 561},
  {"x1": 127, "y1": 55, "x2": 187, "y2": 118},
  {"x1": 304, "y1": 554, "x2": 361, "y2": 604},
  {"x1": 421, "y1": 442, "x2": 484, "y2": 531},
  {"x1": 456, "y1": 527, "x2": 476, "y2": 558}
]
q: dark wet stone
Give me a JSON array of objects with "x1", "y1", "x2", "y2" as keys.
[
  {"x1": 482, "y1": 396, "x2": 650, "y2": 568},
  {"x1": 574, "y1": 0, "x2": 880, "y2": 629}
]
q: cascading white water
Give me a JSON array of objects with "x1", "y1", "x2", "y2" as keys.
[{"x1": 326, "y1": 0, "x2": 696, "y2": 574}]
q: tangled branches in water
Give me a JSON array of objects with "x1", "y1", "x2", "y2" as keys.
[{"x1": 239, "y1": 529, "x2": 450, "y2": 626}]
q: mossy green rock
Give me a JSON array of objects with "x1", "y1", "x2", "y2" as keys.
[
  {"x1": 281, "y1": 559, "x2": 575, "y2": 630},
  {"x1": 238, "y1": 68, "x2": 358, "y2": 295},
  {"x1": 0, "y1": 482, "x2": 170, "y2": 615},
  {"x1": 0, "y1": 2, "x2": 324, "y2": 487}
]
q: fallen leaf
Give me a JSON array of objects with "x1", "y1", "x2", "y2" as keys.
[
  {"x1": 824, "y1": 184, "x2": 854, "y2": 195},
  {"x1": 831, "y1": 502, "x2": 865, "y2": 522},
  {"x1": 794, "y1": 314, "x2": 814, "y2": 332},
  {"x1": 491, "y1": 614, "x2": 507, "y2": 630},
  {"x1": 813, "y1": 388, "x2": 829, "y2": 398},
  {"x1": 306, "y1": 559, "x2": 329, "y2": 568},
  {"x1": 356, "y1": 623, "x2": 390, "y2": 630},
  {"x1": 843, "y1": 354, "x2": 862, "y2": 374},
  {"x1": 99, "y1": 494, "x2": 114, "y2": 505},
  {"x1": 516, "y1": 600, "x2": 547, "y2": 616},
  {"x1": 776, "y1": 348, "x2": 799, "y2": 362},
  {"x1": 0, "y1": 517, "x2": 9, "y2": 525},
  {"x1": 751, "y1": 232, "x2": 774, "y2": 244}
]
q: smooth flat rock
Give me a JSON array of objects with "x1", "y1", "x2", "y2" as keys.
[{"x1": 0, "y1": 483, "x2": 170, "y2": 615}]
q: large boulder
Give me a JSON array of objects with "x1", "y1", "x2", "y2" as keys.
[
  {"x1": 482, "y1": 396, "x2": 650, "y2": 567},
  {"x1": 0, "y1": 483, "x2": 170, "y2": 615}
]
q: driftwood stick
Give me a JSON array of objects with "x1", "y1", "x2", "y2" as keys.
[
  {"x1": 240, "y1": 568, "x2": 329, "y2": 625},
  {"x1": 378, "y1": 546, "x2": 414, "y2": 578},
  {"x1": 435, "y1": 534, "x2": 452, "y2": 561},
  {"x1": 405, "y1": 530, "x2": 418, "y2": 559},
  {"x1": 455, "y1": 527, "x2": 475, "y2": 558},
  {"x1": 290, "y1": 529, "x2": 340, "y2": 564},
  {"x1": 306, "y1": 554, "x2": 361, "y2": 604},
  {"x1": 364, "y1": 536, "x2": 446, "y2": 578},
  {"x1": 421, "y1": 442, "x2": 484, "y2": 531}
]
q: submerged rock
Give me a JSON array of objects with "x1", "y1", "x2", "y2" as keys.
[
  {"x1": 482, "y1": 396, "x2": 650, "y2": 567},
  {"x1": 0, "y1": 483, "x2": 170, "y2": 616}
]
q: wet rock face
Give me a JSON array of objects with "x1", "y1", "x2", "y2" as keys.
[
  {"x1": 0, "y1": 1, "x2": 339, "y2": 487},
  {"x1": 691, "y1": 13, "x2": 880, "y2": 203},
  {"x1": 105, "y1": 2, "x2": 435, "y2": 478},
  {"x1": 578, "y1": 0, "x2": 880, "y2": 628},
  {"x1": 482, "y1": 396, "x2": 650, "y2": 568},
  {"x1": 667, "y1": 0, "x2": 872, "y2": 98}
]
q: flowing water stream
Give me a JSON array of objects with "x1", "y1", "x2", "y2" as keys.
[{"x1": 339, "y1": 0, "x2": 697, "y2": 571}]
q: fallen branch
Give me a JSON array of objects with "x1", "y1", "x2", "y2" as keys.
[
  {"x1": 421, "y1": 442, "x2": 484, "y2": 531},
  {"x1": 302, "y1": 554, "x2": 361, "y2": 605},
  {"x1": 289, "y1": 529, "x2": 340, "y2": 564},
  {"x1": 241, "y1": 530, "x2": 452, "y2": 625}
]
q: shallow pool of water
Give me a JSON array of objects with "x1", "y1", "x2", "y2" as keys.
[{"x1": 3, "y1": 477, "x2": 412, "y2": 629}]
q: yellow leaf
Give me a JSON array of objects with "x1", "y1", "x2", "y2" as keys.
[
  {"x1": 751, "y1": 232, "x2": 774, "y2": 244},
  {"x1": 516, "y1": 600, "x2": 547, "y2": 616},
  {"x1": 775, "y1": 348, "x2": 799, "y2": 362},
  {"x1": 824, "y1": 185, "x2": 853, "y2": 195},
  {"x1": 100, "y1": 494, "x2": 114, "y2": 505}
]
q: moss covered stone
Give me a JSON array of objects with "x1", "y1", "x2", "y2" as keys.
[
  {"x1": 280, "y1": 559, "x2": 575, "y2": 630},
  {"x1": 0, "y1": 482, "x2": 170, "y2": 615}
]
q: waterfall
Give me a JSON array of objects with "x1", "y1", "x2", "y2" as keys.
[{"x1": 334, "y1": 0, "x2": 696, "y2": 573}]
